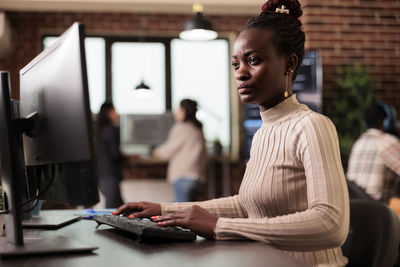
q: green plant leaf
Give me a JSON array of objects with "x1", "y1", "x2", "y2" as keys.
[{"x1": 327, "y1": 64, "x2": 373, "y2": 171}]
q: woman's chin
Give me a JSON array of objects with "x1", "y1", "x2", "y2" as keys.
[{"x1": 239, "y1": 94, "x2": 256, "y2": 104}]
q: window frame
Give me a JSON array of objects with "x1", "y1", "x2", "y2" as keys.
[{"x1": 42, "y1": 34, "x2": 236, "y2": 156}]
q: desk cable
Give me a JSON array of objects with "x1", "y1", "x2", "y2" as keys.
[{"x1": 21, "y1": 164, "x2": 55, "y2": 212}]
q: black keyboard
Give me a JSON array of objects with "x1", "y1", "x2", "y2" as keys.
[{"x1": 93, "y1": 214, "x2": 196, "y2": 242}]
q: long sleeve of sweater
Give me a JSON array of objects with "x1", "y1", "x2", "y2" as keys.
[{"x1": 162, "y1": 195, "x2": 247, "y2": 218}]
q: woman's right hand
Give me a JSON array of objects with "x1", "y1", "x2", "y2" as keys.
[{"x1": 112, "y1": 201, "x2": 162, "y2": 218}]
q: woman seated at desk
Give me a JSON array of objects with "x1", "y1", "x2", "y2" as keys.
[{"x1": 114, "y1": 0, "x2": 349, "y2": 266}]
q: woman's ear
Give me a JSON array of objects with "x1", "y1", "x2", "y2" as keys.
[{"x1": 286, "y1": 54, "x2": 299, "y2": 73}]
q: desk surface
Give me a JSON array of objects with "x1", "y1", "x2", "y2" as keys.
[{"x1": 1, "y1": 210, "x2": 308, "y2": 267}]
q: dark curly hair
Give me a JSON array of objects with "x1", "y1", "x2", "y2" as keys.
[
  {"x1": 243, "y1": 0, "x2": 305, "y2": 80},
  {"x1": 364, "y1": 102, "x2": 387, "y2": 130}
]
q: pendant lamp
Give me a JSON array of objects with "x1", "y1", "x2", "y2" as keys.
[
  {"x1": 135, "y1": 80, "x2": 150, "y2": 90},
  {"x1": 133, "y1": 16, "x2": 151, "y2": 91},
  {"x1": 179, "y1": 3, "x2": 217, "y2": 41}
]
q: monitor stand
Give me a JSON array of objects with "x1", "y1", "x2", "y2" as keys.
[
  {"x1": 22, "y1": 215, "x2": 81, "y2": 229},
  {"x1": 21, "y1": 203, "x2": 81, "y2": 229},
  {"x1": 0, "y1": 233, "x2": 98, "y2": 258}
]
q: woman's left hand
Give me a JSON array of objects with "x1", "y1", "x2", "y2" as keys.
[{"x1": 152, "y1": 205, "x2": 218, "y2": 239}]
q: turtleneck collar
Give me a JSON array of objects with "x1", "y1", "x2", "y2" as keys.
[{"x1": 260, "y1": 94, "x2": 303, "y2": 124}]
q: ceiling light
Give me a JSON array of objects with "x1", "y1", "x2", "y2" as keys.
[
  {"x1": 134, "y1": 80, "x2": 150, "y2": 90},
  {"x1": 179, "y1": 3, "x2": 217, "y2": 41}
]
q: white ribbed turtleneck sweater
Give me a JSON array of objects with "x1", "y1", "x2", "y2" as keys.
[{"x1": 162, "y1": 95, "x2": 349, "y2": 266}]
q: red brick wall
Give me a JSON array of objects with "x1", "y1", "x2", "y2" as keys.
[
  {"x1": 302, "y1": 0, "x2": 400, "y2": 113},
  {"x1": 0, "y1": 11, "x2": 250, "y2": 99},
  {"x1": 0, "y1": 0, "x2": 399, "y2": 111}
]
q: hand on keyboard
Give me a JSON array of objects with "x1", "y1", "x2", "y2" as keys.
[
  {"x1": 152, "y1": 205, "x2": 218, "y2": 240},
  {"x1": 113, "y1": 201, "x2": 161, "y2": 218}
]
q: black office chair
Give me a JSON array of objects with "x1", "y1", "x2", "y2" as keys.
[
  {"x1": 346, "y1": 179, "x2": 373, "y2": 200},
  {"x1": 341, "y1": 199, "x2": 400, "y2": 267}
]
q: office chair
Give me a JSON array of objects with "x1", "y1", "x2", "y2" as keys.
[
  {"x1": 341, "y1": 199, "x2": 400, "y2": 267},
  {"x1": 346, "y1": 179, "x2": 373, "y2": 200}
]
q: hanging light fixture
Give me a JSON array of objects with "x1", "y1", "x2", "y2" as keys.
[
  {"x1": 179, "y1": 3, "x2": 217, "y2": 41},
  {"x1": 133, "y1": 15, "x2": 151, "y2": 92},
  {"x1": 134, "y1": 78, "x2": 152, "y2": 97},
  {"x1": 135, "y1": 80, "x2": 150, "y2": 90}
]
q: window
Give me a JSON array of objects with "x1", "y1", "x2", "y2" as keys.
[
  {"x1": 111, "y1": 42, "x2": 166, "y2": 114},
  {"x1": 43, "y1": 35, "x2": 232, "y2": 151},
  {"x1": 171, "y1": 39, "x2": 230, "y2": 148}
]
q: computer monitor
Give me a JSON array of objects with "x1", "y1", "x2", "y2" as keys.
[
  {"x1": 292, "y1": 50, "x2": 323, "y2": 113},
  {"x1": 19, "y1": 22, "x2": 98, "y2": 208},
  {"x1": 0, "y1": 22, "x2": 99, "y2": 257},
  {"x1": 0, "y1": 71, "x2": 25, "y2": 247},
  {"x1": 19, "y1": 22, "x2": 99, "y2": 209},
  {"x1": 120, "y1": 112, "x2": 175, "y2": 154}
]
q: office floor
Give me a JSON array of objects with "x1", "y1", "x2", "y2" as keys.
[{"x1": 93, "y1": 179, "x2": 175, "y2": 209}]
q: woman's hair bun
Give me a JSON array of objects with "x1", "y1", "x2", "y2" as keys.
[{"x1": 261, "y1": 0, "x2": 303, "y2": 19}]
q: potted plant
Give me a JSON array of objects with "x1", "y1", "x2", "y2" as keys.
[{"x1": 327, "y1": 64, "x2": 373, "y2": 171}]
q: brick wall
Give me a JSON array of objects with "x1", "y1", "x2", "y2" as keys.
[
  {"x1": 302, "y1": 0, "x2": 400, "y2": 113},
  {"x1": 1, "y1": 1, "x2": 398, "y2": 111},
  {"x1": 0, "y1": 11, "x2": 250, "y2": 100}
]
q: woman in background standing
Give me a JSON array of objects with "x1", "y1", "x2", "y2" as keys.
[
  {"x1": 153, "y1": 99, "x2": 207, "y2": 202},
  {"x1": 96, "y1": 101, "x2": 126, "y2": 208}
]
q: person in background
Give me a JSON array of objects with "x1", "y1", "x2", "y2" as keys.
[
  {"x1": 378, "y1": 101, "x2": 399, "y2": 138},
  {"x1": 347, "y1": 101, "x2": 400, "y2": 204},
  {"x1": 114, "y1": 0, "x2": 349, "y2": 266},
  {"x1": 153, "y1": 99, "x2": 207, "y2": 202},
  {"x1": 96, "y1": 101, "x2": 126, "y2": 208}
]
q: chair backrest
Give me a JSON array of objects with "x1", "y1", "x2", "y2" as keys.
[
  {"x1": 342, "y1": 199, "x2": 400, "y2": 267},
  {"x1": 346, "y1": 179, "x2": 373, "y2": 200}
]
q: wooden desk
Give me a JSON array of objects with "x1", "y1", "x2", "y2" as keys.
[
  {"x1": 1, "y1": 210, "x2": 308, "y2": 267},
  {"x1": 123, "y1": 156, "x2": 168, "y2": 180}
]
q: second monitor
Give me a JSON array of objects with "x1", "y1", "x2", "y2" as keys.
[{"x1": 120, "y1": 112, "x2": 175, "y2": 155}]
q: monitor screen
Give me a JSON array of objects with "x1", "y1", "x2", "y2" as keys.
[
  {"x1": 20, "y1": 23, "x2": 92, "y2": 166},
  {"x1": 19, "y1": 22, "x2": 98, "y2": 206},
  {"x1": 121, "y1": 112, "x2": 175, "y2": 147},
  {"x1": 292, "y1": 50, "x2": 322, "y2": 113}
]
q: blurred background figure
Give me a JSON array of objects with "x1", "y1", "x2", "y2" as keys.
[
  {"x1": 347, "y1": 101, "x2": 400, "y2": 204},
  {"x1": 96, "y1": 101, "x2": 126, "y2": 208},
  {"x1": 153, "y1": 99, "x2": 207, "y2": 202},
  {"x1": 377, "y1": 101, "x2": 399, "y2": 138}
]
